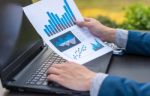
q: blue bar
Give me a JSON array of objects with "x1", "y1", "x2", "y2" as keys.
[
  {"x1": 62, "y1": 15, "x2": 69, "y2": 28},
  {"x1": 61, "y1": 18, "x2": 67, "y2": 29},
  {"x1": 45, "y1": 25, "x2": 51, "y2": 34},
  {"x1": 64, "y1": 0, "x2": 76, "y2": 21},
  {"x1": 64, "y1": 10, "x2": 74, "y2": 26},
  {"x1": 53, "y1": 14, "x2": 63, "y2": 31},
  {"x1": 48, "y1": 20, "x2": 56, "y2": 34},
  {"x1": 64, "y1": 6, "x2": 74, "y2": 25},
  {"x1": 48, "y1": 22, "x2": 54, "y2": 33},
  {"x1": 44, "y1": 28, "x2": 50, "y2": 37},
  {"x1": 47, "y1": 12, "x2": 59, "y2": 33},
  {"x1": 51, "y1": 13, "x2": 61, "y2": 32},
  {"x1": 48, "y1": 25, "x2": 54, "y2": 35},
  {"x1": 48, "y1": 25, "x2": 52, "y2": 32},
  {"x1": 43, "y1": 0, "x2": 77, "y2": 37},
  {"x1": 62, "y1": 14, "x2": 70, "y2": 28},
  {"x1": 64, "y1": 13, "x2": 72, "y2": 27},
  {"x1": 55, "y1": 14, "x2": 65, "y2": 30},
  {"x1": 49, "y1": 13, "x2": 59, "y2": 33}
]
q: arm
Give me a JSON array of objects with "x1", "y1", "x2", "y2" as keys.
[
  {"x1": 47, "y1": 18, "x2": 150, "y2": 96},
  {"x1": 98, "y1": 76, "x2": 150, "y2": 96},
  {"x1": 112, "y1": 29, "x2": 150, "y2": 56},
  {"x1": 77, "y1": 18, "x2": 150, "y2": 96},
  {"x1": 116, "y1": 30, "x2": 150, "y2": 56},
  {"x1": 126, "y1": 31, "x2": 150, "y2": 56},
  {"x1": 47, "y1": 62, "x2": 150, "y2": 96},
  {"x1": 90, "y1": 29, "x2": 150, "y2": 96},
  {"x1": 77, "y1": 18, "x2": 150, "y2": 56}
]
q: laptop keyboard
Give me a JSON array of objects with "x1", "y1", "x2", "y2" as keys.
[{"x1": 26, "y1": 52, "x2": 66, "y2": 86}]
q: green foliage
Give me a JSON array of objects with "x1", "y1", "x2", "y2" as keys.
[
  {"x1": 97, "y1": 4, "x2": 150, "y2": 31},
  {"x1": 96, "y1": 16, "x2": 118, "y2": 28},
  {"x1": 32, "y1": 0, "x2": 39, "y2": 3},
  {"x1": 120, "y1": 4, "x2": 150, "y2": 30}
]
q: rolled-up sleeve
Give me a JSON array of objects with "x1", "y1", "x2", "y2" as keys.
[
  {"x1": 115, "y1": 29, "x2": 128, "y2": 49},
  {"x1": 90, "y1": 73, "x2": 108, "y2": 96},
  {"x1": 90, "y1": 29, "x2": 129, "y2": 96}
]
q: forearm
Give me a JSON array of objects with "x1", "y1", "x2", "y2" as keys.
[
  {"x1": 99, "y1": 28, "x2": 128, "y2": 48},
  {"x1": 115, "y1": 30, "x2": 150, "y2": 56},
  {"x1": 90, "y1": 30, "x2": 150, "y2": 96},
  {"x1": 89, "y1": 29, "x2": 129, "y2": 96},
  {"x1": 126, "y1": 31, "x2": 150, "y2": 56},
  {"x1": 98, "y1": 76, "x2": 150, "y2": 96},
  {"x1": 90, "y1": 74, "x2": 150, "y2": 96}
]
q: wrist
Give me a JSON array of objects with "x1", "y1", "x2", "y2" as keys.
[
  {"x1": 85, "y1": 72, "x2": 96, "y2": 91},
  {"x1": 106, "y1": 28, "x2": 117, "y2": 43}
]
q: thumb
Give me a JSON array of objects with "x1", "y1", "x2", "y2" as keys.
[{"x1": 76, "y1": 21, "x2": 90, "y2": 28}]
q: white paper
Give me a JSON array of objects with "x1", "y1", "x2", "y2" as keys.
[{"x1": 23, "y1": 0, "x2": 112, "y2": 64}]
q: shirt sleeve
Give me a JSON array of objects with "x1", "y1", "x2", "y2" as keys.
[
  {"x1": 115, "y1": 29, "x2": 128, "y2": 49},
  {"x1": 90, "y1": 73, "x2": 108, "y2": 96},
  {"x1": 90, "y1": 29, "x2": 129, "y2": 96}
]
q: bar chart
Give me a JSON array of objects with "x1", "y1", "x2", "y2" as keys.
[
  {"x1": 44, "y1": 0, "x2": 76, "y2": 37},
  {"x1": 91, "y1": 39, "x2": 104, "y2": 51}
]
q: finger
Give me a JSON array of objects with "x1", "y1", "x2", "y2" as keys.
[
  {"x1": 47, "y1": 74, "x2": 61, "y2": 83},
  {"x1": 76, "y1": 21, "x2": 90, "y2": 27},
  {"x1": 75, "y1": 17, "x2": 90, "y2": 24},
  {"x1": 84, "y1": 18, "x2": 91, "y2": 22},
  {"x1": 53, "y1": 61, "x2": 72, "y2": 66},
  {"x1": 64, "y1": 61, "x2": 72, "y2": 64},
  {"x1": 47, "y1": 67, "x2": 62, "y2": 75},
  {"x1": 51, "y1": 64, "x2": 63, "y2": 69}
]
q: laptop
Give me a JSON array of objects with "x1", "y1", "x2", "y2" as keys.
[{"x1": 0, "y1": 0, "x2": 112, "y2": 95}]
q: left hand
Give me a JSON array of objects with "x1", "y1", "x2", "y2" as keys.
[
  {"x1": 47, "y1": 62, "x2": 96, "y2": 91},
  {"x1": 76, "y1": 18, "x2": 116, "y2": 43}
]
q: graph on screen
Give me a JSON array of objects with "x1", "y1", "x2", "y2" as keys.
[{"x1": 44, "y1": 0, "x2": 76, "y2": 37}]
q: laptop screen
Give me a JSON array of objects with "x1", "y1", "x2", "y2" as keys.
[{"x1": 0, "y1": 0, "x2": 42, "y2": 69}]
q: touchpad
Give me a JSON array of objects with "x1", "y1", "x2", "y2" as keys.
[{"x1": 84, "y1": 52, "x2": 112, "y2": 73}]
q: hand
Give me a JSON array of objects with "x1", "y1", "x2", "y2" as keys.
[
  {"x1": 47, "y1": 62, "x2": 96, "y2": 91},
  {"x1": 76, "y1": 18, "x2": 117, "y2": 43}
]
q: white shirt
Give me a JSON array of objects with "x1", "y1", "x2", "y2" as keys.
[{"x1": 90, "y1": 29, "x2": 128, "y2": 96}]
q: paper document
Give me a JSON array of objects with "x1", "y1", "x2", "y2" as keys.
[{"x1": 23, "y1": 0, "x2": 112, "y2": 64}]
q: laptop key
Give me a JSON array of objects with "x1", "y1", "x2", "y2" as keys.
[
  {"x1": 34, "y1": 77, "x2": 40, "y2": 80},
  {"x1": 42, "y1": 81, "x2": 48, "y2": 86},
  {"x1": 30, "y1": 82, "x2": 36, "y2": 85},
  {"x1": 26, "y1": 52, "x2": 67, "y2": 86},
  {"x1": 32, "y1": 79, "x2": 38, "y2": 82},
  {"x1": 36, "y1": 81, "x2": 43, "y2": 85},
  {"x1": 39, "y1": 78, "x2": 45, "y2": 81}
]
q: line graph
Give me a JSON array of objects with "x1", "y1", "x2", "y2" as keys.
[{"x1": 73, "y1": 45, "x2": 87, "y2": 60}]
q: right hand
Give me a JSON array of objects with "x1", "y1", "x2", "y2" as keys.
[
  {"x1": 47, "y1": 62, "x2": 96, "y2": 91},
  {"x1": 76, "y1": 18, "x2": 117, "y2": 43}
]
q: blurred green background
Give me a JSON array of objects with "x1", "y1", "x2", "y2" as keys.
[{"x1": 32, "y1": 0, "x2": 150, "y2": 30}]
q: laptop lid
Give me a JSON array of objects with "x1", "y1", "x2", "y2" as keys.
[{"x1": 0, "y1": 0, "x2": 43, "y2": 85}]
